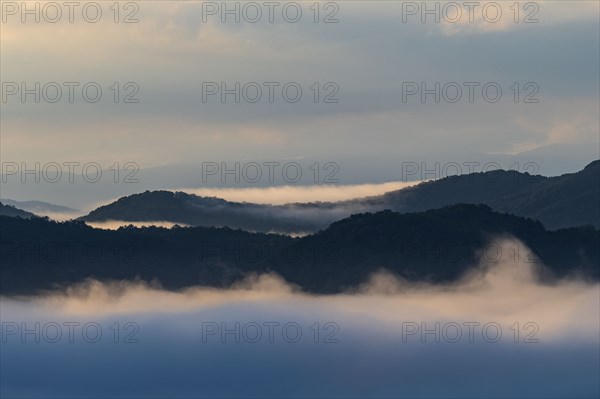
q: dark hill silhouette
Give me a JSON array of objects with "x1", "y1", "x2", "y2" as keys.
[
  {"x1": 0, "y1": 199, "x2": 77, "y2": 215},
  {"x1": 0, "y1": 202, "x2": 36, "y2": 219},
  {"x1": 80, "y1": 160, "x2": 599, "y2": 233},
  {"x1": 82, "y1": 190, "x2": 325, "y2": 233},
  {"x1": 371, "y1": 160, "x2": 600, "y2": 229},
  {"x1": 2, "y1": 204, "x2": 598, "y2": 295}
]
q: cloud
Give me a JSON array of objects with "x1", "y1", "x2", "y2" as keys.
[
  {"x1": 1, "y1": 1, "x2": 598, "y2": 210},
  {"x1": 181, "y1": 181, "x2": 418, "y2": 205}
]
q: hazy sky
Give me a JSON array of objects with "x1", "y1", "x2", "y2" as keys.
[{"x1": 1, "y1": 1, "x2": 599, "y2": 206}]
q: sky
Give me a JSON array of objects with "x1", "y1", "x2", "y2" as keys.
[{"x1": 1, "y1": 0, "x2": 599, "y2": 208}]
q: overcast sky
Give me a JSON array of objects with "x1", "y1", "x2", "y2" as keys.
[{"x1": 1, "y1": 1, "x2": 599, "y2": 207}]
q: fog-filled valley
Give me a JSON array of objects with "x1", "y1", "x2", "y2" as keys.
[{"x1": 2, "y1": 239, "x2": 599, "y2": 398}]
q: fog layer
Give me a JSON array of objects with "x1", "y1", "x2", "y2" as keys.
[{"x1": 1, "y1": 240, "x2": 598, "y2": 398}]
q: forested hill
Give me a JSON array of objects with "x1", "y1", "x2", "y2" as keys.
[{"x1": 2, "y1": 204, "x2": 598, "y2": 295}]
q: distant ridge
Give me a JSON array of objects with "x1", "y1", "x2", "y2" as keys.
[
  {"x1": 0, "y1": 199, "x2": 77, "y2": 215},
  {"x1": 80, "y1": 160, "x2": 600, "y2": 232},
  {"x1": 366, "y1": 159, "x2": 600, "y2": 229},
  {"x1": 0, "y1": 202, "x2": 36, "y2": 219}
]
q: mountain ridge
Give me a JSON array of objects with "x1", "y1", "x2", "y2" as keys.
[
  {"x1": 0, "y1": 202, "x2": 36, "y2": 219},
  {"x1": 2, "y1": 204, "x2": 598, "y2": 295},
  {"x1": 80, "y1": 160, "x2": 600, "y2": 232}
]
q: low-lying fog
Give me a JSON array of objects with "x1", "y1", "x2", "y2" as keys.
[
  {"x1": 183, "y1": 181, "x2": 417, "y2": 205},
  {"x1": 1, "y1": 240, "x2": 598, "y2": 398}
]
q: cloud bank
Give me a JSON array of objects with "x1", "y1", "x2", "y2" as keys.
[{"x1": 1, "y1": 239, "x2": 598, "y2": 397}]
